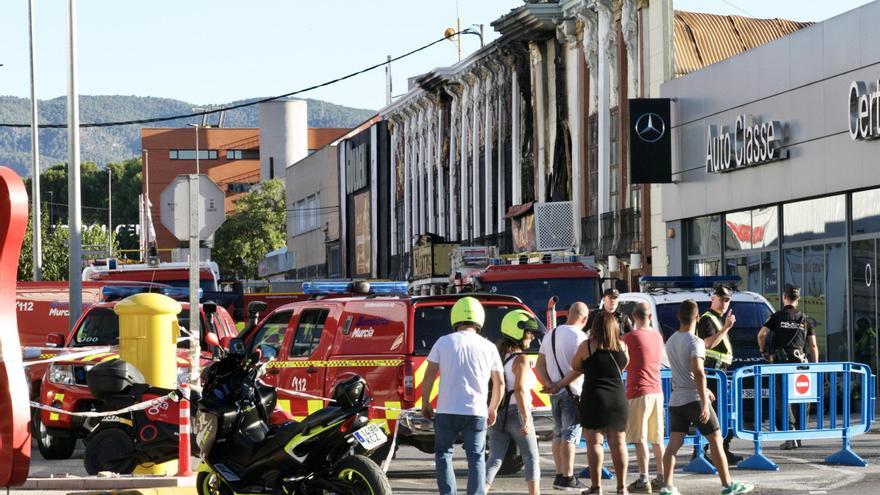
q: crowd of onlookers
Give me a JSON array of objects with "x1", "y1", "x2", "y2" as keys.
[{"x1": 422, "y1": 282, "x2": 815, "y2": 495}]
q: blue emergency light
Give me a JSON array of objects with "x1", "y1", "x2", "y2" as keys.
[
  {"x1": 302, "y1": 281, "x2": 409, "y2": 295},
  {"x1": 101, "y1": 286, "x2": 203, "y2": 301},
  {"x1": 639, "y1": 275, "x2": 741, "y2": 291}
]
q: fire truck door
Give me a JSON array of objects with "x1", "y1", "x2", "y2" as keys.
[
  {"x1": 247, "y1": 309, "x2": 294, "y2": 389},
  {"x1": 277, "y1": 308, "x2": 330, "y2": 420}
]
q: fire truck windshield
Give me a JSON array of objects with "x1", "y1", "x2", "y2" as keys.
[
  {"x1": 71, "y1": 307, "x2": 205, "y2": 349},
  {"x1": 483, "y1": 278, "x2": 601, "y2": 321},
  {"x1": 413, "y1": 304, "x2": 546, "y2": 356}
]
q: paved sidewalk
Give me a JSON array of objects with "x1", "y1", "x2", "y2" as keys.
[{"x1": 6, "y1": 432, "x2": 880, "y2": 494}]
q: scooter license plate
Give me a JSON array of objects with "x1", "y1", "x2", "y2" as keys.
[{"x1": 353, "y1": 423, "x2": 387, "y2": 450}]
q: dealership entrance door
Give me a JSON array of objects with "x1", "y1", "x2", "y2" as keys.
[{"x1": 852, "y1": 238, "x2": 878, "y2": 382}]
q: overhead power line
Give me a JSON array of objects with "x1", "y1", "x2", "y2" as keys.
[{"x1": 0, "y1": 29, "x2": 480, "y2": 130}]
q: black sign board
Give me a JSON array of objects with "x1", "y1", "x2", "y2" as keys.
[
  {"x1": 345, "y1": 131, "x2": 370, "y2": 194},
  {"x1": 629, "y1": 98, "x2": 672, "y2": 184}
]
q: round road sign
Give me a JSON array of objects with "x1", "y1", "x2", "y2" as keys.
[{"x1": 795, "y1": 374, "x2": 811, "y2": 395}]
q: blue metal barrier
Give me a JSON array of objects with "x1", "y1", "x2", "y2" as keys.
[
  {"x1": 578, "y1": 368, "x2": 729, "y2": 479},
  {"x1": 730, "y1": 362, "x2": 875, "y2": 471}
]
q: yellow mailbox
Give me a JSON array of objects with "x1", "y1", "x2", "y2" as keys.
[{"x1": 114, "y1": 292, "x2": 182, "y2": 475}]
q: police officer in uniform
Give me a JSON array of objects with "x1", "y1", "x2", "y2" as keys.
[
  {"x1": 757, "y1": 283, "x2": 819, "y2": 450},
  {"x1": 586, "y1": 288, "x2": 634, "y2": 336},
  {"x1": 695, "y1": 284, "x2": 741, "y2": 464}
]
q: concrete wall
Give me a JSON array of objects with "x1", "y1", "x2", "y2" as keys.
[
  {"x1": 286, "y1": 145, "x2": 339, "y2": 272},
  {"x1": 660, "y1": 1, "x2": 880, "y2": 224},
  {"x1": 260, "y1": 100, "x2": 308, "y2": 181}
]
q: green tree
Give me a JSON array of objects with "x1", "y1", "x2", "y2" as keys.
[
  {"x1": 212, "y1": 179, "x2": 286, "y2": 280},
  {"x1": 17, "y1": 202, "x2": 118, "y2": 281}
]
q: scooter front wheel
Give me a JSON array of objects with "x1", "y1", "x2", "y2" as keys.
[
  {"x1": 330, "y1": 455, "x2": 392, "y2": 495},
  {"x1": 197, "y1": 471, "x2": 233, "y2": 495}
]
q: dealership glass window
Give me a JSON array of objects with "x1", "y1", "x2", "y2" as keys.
[
  {"x1": 853, "y1": 188, "x2": 880, "y2": 235},
  {"x1": 687, "y1": 215, "x2": 722, "y2": 256},
  {"x1": 851, "y1": 239, "x2": 877, "y2": 375},
  {"x1": 689, "y1": 259, "x2": 721, "y2": 276},
  {"x1": 724, "y1": 251, "x2": 779, "y2": 306},
  {"x1": 169, "y1": 149, "x2": 218, "y2": 160},
  {"x1": 783, "y1": 195, "x2": 845, "y2": 243},
  {"x1": 725, "y1": 206, "x2": 778, "y2": 251}
]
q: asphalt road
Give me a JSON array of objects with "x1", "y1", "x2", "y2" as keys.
[{"x1": 13, "y1": 432, "x2": 880, "y2": 494}]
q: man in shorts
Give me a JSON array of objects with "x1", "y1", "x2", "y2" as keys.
[
  {"x1": 660, "y1": 300, "x2": 753, "y2": 495},
  {"x1": 536, "y1": 302, "x2": 589, "y2": 491},
  {"x1": 622, "y1": 302, "x2": 665, "y2": 492}
]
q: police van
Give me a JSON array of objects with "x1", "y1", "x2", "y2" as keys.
[
  {"x1": 237, "y1": 281, "x2": 552, "y2": 473},
  {"x1": 615, "y1": 276, "x2": 774, "y2": 371}
]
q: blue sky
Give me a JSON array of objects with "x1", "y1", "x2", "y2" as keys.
[{"x1": 0, "y1": 0, "x2": 871, "y2": 112}]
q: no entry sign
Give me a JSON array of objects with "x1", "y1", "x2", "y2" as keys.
[{"x1": 788, "y1": 372, "x2": 818, "y2": 403}]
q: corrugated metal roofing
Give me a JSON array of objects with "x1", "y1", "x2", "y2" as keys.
[{"x1": 674, "y1": 11, "x2": 812, "y2": 77}]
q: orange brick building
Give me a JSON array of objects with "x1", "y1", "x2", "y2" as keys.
[{"x1": 141, "y1": 127, "x2": 347, "y2": 258}]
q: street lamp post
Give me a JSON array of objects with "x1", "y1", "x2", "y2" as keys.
[{"x1": 28, "y1": 0, "x2": 42, "y2": 281}]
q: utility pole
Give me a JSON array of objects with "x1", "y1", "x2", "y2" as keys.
[
  {"x1": 385, "y1": 55, "x2": 392, "y2": 106},
  {"x1": 28, "y1": 0, "x2": 42, "y2": 281},
  {"x1": 67, "y1": 0, "x2": 83, "y2": 329},
  {"x1": 188, "y1": 125, "x2": 201, "y2": 414},
  {"x1": 107, "y1": 167, "x2": 112, "y2": 257}
]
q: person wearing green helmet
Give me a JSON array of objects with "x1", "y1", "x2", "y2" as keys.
[
  {"x1": 485, "y1": 309, "x2": 542, "y2": 495},
  {"x1": 422, "y1": 296, "x2": 505, "y2": 495}
]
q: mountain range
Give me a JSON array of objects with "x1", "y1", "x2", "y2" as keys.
[{"x1": 0, "y1": 95, "x2": 376, "y2": 176}]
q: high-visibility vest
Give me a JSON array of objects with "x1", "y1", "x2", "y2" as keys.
[{"x1": 701, "y1": 311, "x2": 733, "y2": 366}]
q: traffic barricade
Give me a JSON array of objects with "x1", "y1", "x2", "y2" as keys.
[
  {"x1": 730, "y1": 362, "x2": 875, "y2": 471},
  {"x1": 579, "y1": 368, "x2": 729, "y2": 479}
]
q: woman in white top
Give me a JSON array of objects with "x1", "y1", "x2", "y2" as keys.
[{"x1": 485, "y1": 309, "x2": 542, "y2": 495}]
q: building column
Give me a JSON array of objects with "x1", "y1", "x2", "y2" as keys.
[
  {"x1": 529, "y1": 41, "x2": 546, "y2": 203},
  {"x1": 447, "y1": 89, "x2": 460, "y2": 242},
  {"x1": 409, "y1": 109, "x2": 419, "y2": 238},
  {"x1": 577, "y1": 7, "x2": 599, "y2": 115},
  {"x1": 597, "y1": 0, "x2": 616, "y2": 240},
  {"x1": 510, "y1": 66, "x2": 522, "y2": 207},
  {"x1": 483, "y1": 68, "x2": 495, "y2": 237},
  {"x1": 460, "y1": 81, "x2": 471, "y2": 241},
  {"x1": 402, "y1": 108, "x2": 412, "y2": 254},
  {"x1": 389, "y1": 119, "x2": 399, "y2": 257},
  {"x1": 417, "y1": 102, "x2": 427, "y2": 236},
  {"x1": 622, "y1": 0, "x2": 641, "y2": 98},
  {"x1": 559, "y1": 17, "x2": 583, "y2": 247},
  {"x1": 426, "y1": 102, "x2": 436, "y2": 235},
  {"x1": 470, "y1": 74, "x2": 482, "y2": 241},
  {"x1": 496, "y1": 63, "x2": 507, "y2": 233}
]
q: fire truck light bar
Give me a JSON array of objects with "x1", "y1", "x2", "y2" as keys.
[
  {"x1": 101, "y1": 286, "x2": 203, "y2": 301},
  {"x1": 302, "y1": 281, "x2": 409, "y2": 295},
  {"x1": 639, "y1": 276, "x2": 741, "y2": 290}
]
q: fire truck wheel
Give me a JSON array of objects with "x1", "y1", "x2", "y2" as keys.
[
  {"x1": 33, "y1": 409, "x2": 77, "y2": 460},
  {"x1": 84, "y1": 427, "x2": 138, "y2": 475},
  {"x1": 488, "y1": 442, "x2": 524, "y2": 476}
]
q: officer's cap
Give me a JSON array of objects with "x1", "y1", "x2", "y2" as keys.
[
  {"x1": 712, "y1": 285, "x2": 733, "y2": 299},
  {"x1": 603, "y1": 288, "x2": 620, "y2": 298}
]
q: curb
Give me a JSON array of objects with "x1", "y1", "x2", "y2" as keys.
[
  {"x1": 67, "y1": 489, "x2": 196, "y2": 495},
  {"x1": 21, "y1": 476, "x2": 195, "y2": 492}
]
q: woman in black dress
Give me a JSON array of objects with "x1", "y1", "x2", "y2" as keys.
[{"x1": 554, "y1": 311, "x2": 630, "y2": 494}]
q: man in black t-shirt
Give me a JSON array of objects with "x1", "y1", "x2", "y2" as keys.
[
  {"x1": 757, "y1": 283, "x2": 819, "y2": 450},
  {"x1": 586, "y1": 288, "x2": 635, "y2": 336}
]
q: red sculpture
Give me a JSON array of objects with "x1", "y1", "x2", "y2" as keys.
[{"x1": 0, "y1": 166, "x2": 31, "y2": 486}]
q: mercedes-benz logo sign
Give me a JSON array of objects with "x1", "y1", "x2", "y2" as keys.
[{"x1": 634, "y1": 112, "x2": 666, "y2": 143}]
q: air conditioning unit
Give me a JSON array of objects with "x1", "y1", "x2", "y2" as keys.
[{"x1": 534, "y1": 201, "x2": 576, "y2": 252}]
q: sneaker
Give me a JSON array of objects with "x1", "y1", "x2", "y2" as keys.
[
  {"x1": 659, "y1": 487, "x2": 682, "y2": 495},
  {"x1": 554, "y1": 475, "x2": 587, "y2": 491},
  {"x1": 780, "y1": 440, "x2": 799, "y2": 450},
  {"x1": 581, "y1": 487, "x2": 603, "y2": 495},
  {"x1": 627, "y1": 478, "x2": 652, "y2": 493},
  {"x1": 554, "y1": 475, "x2": 564, "y2": 488},
  {"x1": 651, "y1": 477, "x2": 665, "y2": 489},
  {"x1": 721, "y1": 481, "x2": 754, "y2": 494}
]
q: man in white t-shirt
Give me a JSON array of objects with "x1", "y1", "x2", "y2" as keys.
[
  {"x1": 535, "y1": 301, "x2": 589, "y2": 491},
  {"x1": 422, "y1": 297, "x2": 504, "y2": 495}
]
